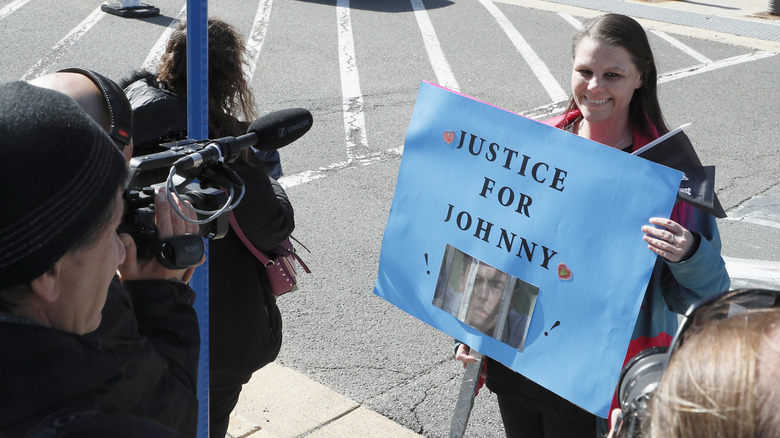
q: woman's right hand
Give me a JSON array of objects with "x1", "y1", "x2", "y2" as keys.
[
  {"x1": 455, "y1": 343, "x2": 478, "y2": 366},
  {"x1": 455, "y1": 343, "x2": 487, "y2": 381}
]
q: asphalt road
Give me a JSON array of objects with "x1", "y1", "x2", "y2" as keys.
[{"x1": 2, "y1": 0, "x2": 779, "y2": 436}]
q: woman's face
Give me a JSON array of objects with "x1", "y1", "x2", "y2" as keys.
[{"x1": 571, "y1": 36, "x2": 643, "y2": 127}]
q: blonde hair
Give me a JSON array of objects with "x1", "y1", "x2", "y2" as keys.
[{"x1": 648, "y1": 308, "x2": 780, "y2": 437}]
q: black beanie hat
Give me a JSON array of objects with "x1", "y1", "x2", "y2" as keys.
[{"x1": 0, "y1": 81, "x2": 127, "y2": 289}]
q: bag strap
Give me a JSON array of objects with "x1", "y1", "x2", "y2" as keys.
[
  {"x1": 229, "y1": 212, "x2": 311, "y2": 274},
  {"x1": 229, "y1": 212, "x2": 273, "y2": 266},
  {"x1": 290, "y1": 246, "x2": 311, "y2": 274}
]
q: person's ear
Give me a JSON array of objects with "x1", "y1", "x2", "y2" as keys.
[{"x1": 29, "y1": 262, "x2": 63, "y2": 304}]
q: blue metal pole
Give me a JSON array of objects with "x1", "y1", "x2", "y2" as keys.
[{"x1": 186, "y1": 1, "x2": 210, "y2": 437}]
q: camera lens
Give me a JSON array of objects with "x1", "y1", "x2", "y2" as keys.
[{"x1": 617, "y1": 346, "x2": 668, "y2": 412}]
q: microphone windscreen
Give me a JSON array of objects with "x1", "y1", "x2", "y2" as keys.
[{"x1": 248, "y1": 108, "x2": 313, "y2": 150}]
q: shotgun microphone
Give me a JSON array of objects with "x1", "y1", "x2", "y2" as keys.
[{"x1": 173, "y1": 108, "x2": 312, "y2": 171}]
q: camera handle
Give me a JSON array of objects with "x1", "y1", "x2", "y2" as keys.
[{"x1": 155, "y1": 234, "x2": 205, "y2": 270}]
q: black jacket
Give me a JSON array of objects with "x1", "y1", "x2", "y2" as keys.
[
  {"x1": 120, "y1": 71, "x2": 188, "y2": 154},
  {"x1": 0, "y1": 315, "x2": 188, "y2": 438},
  {"x1": 121, "y1": 70, "x2": 293, "y2": 372},
  {"x1": 87, "y1": 72, "x2": 295, "y2": 437},
  {"x1": 84, "y1": 279, "x2": 200, "y2": 436}
]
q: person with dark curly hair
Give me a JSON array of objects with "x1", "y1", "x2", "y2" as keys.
[
  {"x1": 124, "y1": 17, "x2": 282, "y2": 179},
  {"x1": 118, "y1": 17, "x2": 295, "y2": 437}
]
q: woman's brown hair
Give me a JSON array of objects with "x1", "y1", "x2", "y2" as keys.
[
  {"x1": 562, "y1": 14, "x2": 669, "y2": 138},
  {"x1": 157, "y1": 17, "x2": 257, "y2": 137}
]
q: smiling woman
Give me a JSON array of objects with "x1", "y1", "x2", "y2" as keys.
[
  {"x1": 570, "y1": 36, "x2": 643, "y2": 148},
  {"x1": 455, "y1": 13, "x2": 730, "y2": 438}
]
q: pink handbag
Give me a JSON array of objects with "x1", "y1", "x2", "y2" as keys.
[{"x1": 229, "y1": 212, "x2": 310, "y2": 296}]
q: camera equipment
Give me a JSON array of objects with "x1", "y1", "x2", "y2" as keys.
[
  {"x1": 120, "y1": 108, "x2": 313, "y2": 269},
  {"x1": 613, "y1": 346, "x2": 668, "y2": 437},
  {"x1": 613, "y1": 289, "x2": 780, "y2": 437}
]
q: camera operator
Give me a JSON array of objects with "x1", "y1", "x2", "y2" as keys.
[
  {"x1": 32, "y1": 56, "x2": 297, "y2": 437},
  {"x1": 122, "y1": 18, "x2": 297, "y2": 438},
  {"x1": 0, "y1": 81, "x2": 197, "y2": 437},
  {"x1": 30, "y1": 70, "x2": 204, "y2": 436},
  {"x1": 650, "y1": 309, "x2": 780, "y2": 437},
  {"x1": 610, "y1": 289, "x2": 780, "y2": 438}
]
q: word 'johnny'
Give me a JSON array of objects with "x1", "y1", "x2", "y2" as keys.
[{"x1": 443, "y1": 203, "x2": 558, "y2": 270}]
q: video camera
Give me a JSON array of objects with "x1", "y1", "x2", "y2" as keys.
[
  {"x1": 612, "y1": 346, "x2": 668, "y2": 437},
  {"x1": 119, "y1": 108, "x2": 313, "y2": 269}
]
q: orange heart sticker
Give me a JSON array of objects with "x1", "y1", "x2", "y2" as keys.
[
  {"x1": 557, "y1": 262, "x2": 572, "y2": 280},
  {"x1": 442, "y1": 130, "x2": 455, "y2": 144}
]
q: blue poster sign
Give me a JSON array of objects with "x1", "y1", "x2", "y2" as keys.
[{"x1": 373, "y1": 81, "x2": 682, "y2": 418}]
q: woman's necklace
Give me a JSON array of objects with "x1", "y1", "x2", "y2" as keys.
[
  {"x1": 613, "y1": 131, "x2": 632, "y2": 149},
  {"x1": 576, "y1": 119, "x2": 632, "y2": 149}
]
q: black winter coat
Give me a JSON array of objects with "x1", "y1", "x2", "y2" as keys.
[
  {"x1": 0, "y1": 315, "x2": 188, "y2": 438},
  {"x1": 83, "y1": 279, "x2": 200, "y2": 436},
  {"x1": 86, "y1": 71, "x2": 294, "y2": 437},
  {"x1": 121, "y1": 69, "x2": 292, "y2": 380}
]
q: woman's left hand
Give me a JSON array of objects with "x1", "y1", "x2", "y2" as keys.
[{"x1": 642, "y1": 217, "x2": 695, "y2": 262}]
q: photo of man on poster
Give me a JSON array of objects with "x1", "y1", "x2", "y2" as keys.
[{"x1": 433, "y1": 245, "x2": 537, "y2": 351}]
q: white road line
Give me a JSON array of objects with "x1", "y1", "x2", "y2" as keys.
[
  {"x1": 728, "y1": 216, "x2": 780, "y2": 229},
  {"x1": 336, "y1": 0, "x2": 368, "y2": 162},
  {"x1": 141, "y1": 3, "x2": 187, "y2": 72},
  {"x1": 650, "y1": 29, "x2": 712, "y2": 64},
  {"x1": 279, "y1": 146, "x2": 404, "y2": 189},
  {"x1": 560, "y1": 13, "x2": 714, "y2": 65},
  {"x1": 21, "y1": 6, "x2": 105, "y2": 81},
  {"x1": 658, "y1": 51, "x2": 776, "y2": 84},
  {"x1": 479, "y1": 0, "x2": 567, "y2": 103},
  {"x1": 409, "y1": 0, "x2": 459, "y2": 92},
  {"x1": 243, "y1": 0, "x2": 273, "y2": 82},
  {"x1": 0, "y1": 0, "x2": 31, "y2": 20},
  {"x1": 724, "y1": 256, "x2": 780, "y2": 287},
  {"x1": 724, "y1": 195, "x2": 780, "y2": 230},
  {"x1": 522, "y1": 100, "x2": 568, "y2": 120},
  {"x1": 558, "y1": 12, "x2": 582, "y2": 30}
]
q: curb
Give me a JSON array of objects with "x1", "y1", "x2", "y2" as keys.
[{"x1": 227, "y1": 363, "x2": 421, "y2": 438}]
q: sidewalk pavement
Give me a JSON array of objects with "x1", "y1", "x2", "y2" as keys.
[
  {"x1": 226, "y1": 363, "x2": 422, "y2": 437},
  {"x1": 226, "y1": 2, "x2": 779, "y2": 437},
  {"x1": 503, "y1": 0, "x2": 780, "y2": 51},
  {"x1": 542, "y1": 0, "x2": 780, "y2": 44}
]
